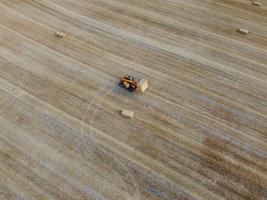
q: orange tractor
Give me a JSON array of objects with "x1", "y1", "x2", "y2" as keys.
[{"x1": 119, "y1": 75, "x2": 138, "y2": 92}]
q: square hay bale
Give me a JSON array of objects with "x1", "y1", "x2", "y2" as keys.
[
  {"x1": 55, "y1": 32, "x2": 66, "y2": 38},
  {"x1": 137, "y1": 79, "x2": 148, "y2": 93},
  {"x1": 120, "y1": 110, "x2": 134, "y2": 119},
  {"x1": 238, "y1": 29, "x2": 249, "y2": 35},
  {"x1": 252, "y1": 2, "x2": 261, "y2": 6}
]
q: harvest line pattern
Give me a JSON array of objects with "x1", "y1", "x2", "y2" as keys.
[{"x1": 0, "y1": 0, "x2": 267, "y2": 200}]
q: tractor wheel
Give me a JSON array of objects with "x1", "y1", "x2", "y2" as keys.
[
  {"x1": 119, "y1": 82, "x2": 124, "y2": 88},
  {"x1": 128, "y1": 86, "x2": 135, "y2": 92}
]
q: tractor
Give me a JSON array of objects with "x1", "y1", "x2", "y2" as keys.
[{"x1": 119, "y1": 75, "x2": 138, "y2": 92}]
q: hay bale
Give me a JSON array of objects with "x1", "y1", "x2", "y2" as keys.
[
  {"x1": 252, "y1": 2, "x2": 261, "y2": 6},
  {"x1": 238, "y1": 29, "x2": 249, "y2": 35},
  {"x1": 137, "y1": 79, "x2": 148, "y2": 93},
  {"x1": 55, "y1": 32, "x2": 66, "y2": 38},
  {"x1": 120, "y1": 110, "x2": 134, "y2": 119}
]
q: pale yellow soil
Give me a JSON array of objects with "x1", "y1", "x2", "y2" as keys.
[{"x1": 0, "y1": 0, "x2": 267, "y2": 199}]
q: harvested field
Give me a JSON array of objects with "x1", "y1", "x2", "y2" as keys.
[{"x1": 0, "y1": 0, "x2": 267, "y2": 199}]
